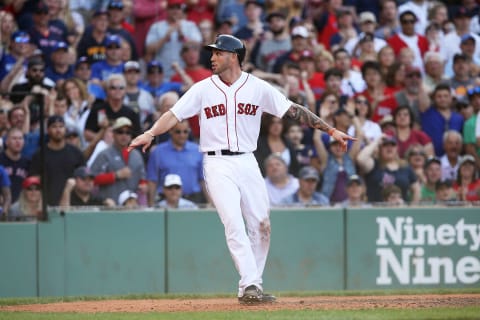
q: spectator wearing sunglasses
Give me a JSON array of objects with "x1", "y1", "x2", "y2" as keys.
[
  {"x1": 90, "y1": 34, "x2": 126, "y2": 84},
  {"x1": 146, "y1": 120, "x2": 207, "y2": 206},
  {"x1": 0, "y1": 31, "x2": 33, "y2": 90},
  {"x1": 90, "y1": 117, "x2": 146, "y2": 205},
  {"x1": 157, "y1": 173, "x2": 198, "y2": 209},
  {"x1": 84, "y1": 73, "x2": 141, "y2": 144},
  {"x1": 387, "y1": 10, "x2": 428, "y2": 73}
]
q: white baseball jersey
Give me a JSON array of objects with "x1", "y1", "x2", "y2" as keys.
[{"x1": 170, "y1": 72, "x2": 292, "y2": 152}]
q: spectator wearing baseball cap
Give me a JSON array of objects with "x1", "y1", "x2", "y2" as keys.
[
  {"x1": 336, "y1": 174, "x2": 370, "y2": 208},
  {"x1": 157, "y1": 174, "x2": 198, "y2": 209},
  {"x1": 443, "y1": 7, "x2": 480, "y2": 68},
  {"x1": 45, "y1": 41, "x2": 74, "y2": 85},
  {"x1": 8, "y1": 175, "x2": 41, "y2": 221},
  {"x1": 106, "y1": 0, "x2": 138, "y2": 61},
  {"x1": 59, "y1": 166, "x2": 114, "y2": 207},
  {"x1": 272, "y1": 25, "x2": 310, "y2": 73},
  {"x1": 357, "y1": 134, "x2": 421, "y2": 203},
  {"x1": 88, "y1": 112, "x2": 145, "y2": 206},
  {"x1": 90, "y1": 35, "x2": 126, "y2": 82},
  {"x1": 77, "y1": 8, "x2": 109, "y2": 63},
  {"x1": 117, "y1": 190, "x2": 139, "y2": 208},
  {"x1": 27, "y1": 1, "x2": 69, "y2": 67},
  {"x1": 29, "y1": 113, "x2": 86, "y2": 206},
  {"x1": 280, "y1": 166, "x2": 330, "y2": 207},
  {"x1": 343, "y1": 12, "x2": 387, "y2": 58},
  {"x1": 0, "y1": 30, "x2": 32, "y2": 81},
  {"x1": 123, "y1": 60, "x2": 155, "y2": 126},
  {"x1": 420, "y1": 156, "x2": 442, "y2": 202},
  {"x1": 139, "y1": 60, "x2": 186, "y2": 99}
]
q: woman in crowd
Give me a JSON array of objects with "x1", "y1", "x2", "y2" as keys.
[
  {"x1": 255, "y1": 114, "x2": 300, "y2": 177},
  {"x1": 62, "y1": 78, "x2": 92, "y2": 148},
  {"x1": 453, "y1": 155, "x2": 480, "y2": 202},
  {"x1": 357, "y1": 134, "x2": 421, "y2": 204},
  {"x1": 392, "y1": 105, "x2": 434, "y2": 158},
  {"x1": 9, "y1": 176, "x2": 42, "y2": 221},
  {"x1": 405, "y1": 144, "x2": 428, "y2": 185},
  {"x1": 377, "y1": 45, "x2": 395, "y2": 80},
  {"x1": 347, "y1": 94, "x2": 382, "y2": 145},
  {"x1": 385, "y1": 62, "x2": 405, "y2": 91}
]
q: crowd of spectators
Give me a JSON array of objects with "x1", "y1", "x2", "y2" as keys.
[{"x1": 0, "y1": 0, "x2": 479, "y2": 221}]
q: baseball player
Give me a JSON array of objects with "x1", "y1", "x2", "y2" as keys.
[{"x1": 128, "y1": 34, "x2": 355, "y2": 304}]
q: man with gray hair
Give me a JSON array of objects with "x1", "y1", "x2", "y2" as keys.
[
  {"x1": 84, "y1": 73, "x2": 141, "y2": 143},
  {"x1": 440, "y1": 130, "x2": 463, "y2": 181},
  {"x1": 422, "y1": 51, "x2": 446, "y2": 94}
]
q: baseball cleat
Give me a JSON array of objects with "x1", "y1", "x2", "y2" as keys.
[{"x1": 238, "y1": 285, "x2": 276, "y2": 305}]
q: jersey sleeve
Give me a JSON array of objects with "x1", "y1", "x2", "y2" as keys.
[
  {"x1": 170, "y1": 82, "x2": 203, "y2": 121},
  {"x1": 260, "y1": 80, "x2": 292, "y2": 118}
]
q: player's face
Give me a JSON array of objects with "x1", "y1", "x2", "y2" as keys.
[{"x1": 210, "y1": 49, "x2": 236, "y2": 74}]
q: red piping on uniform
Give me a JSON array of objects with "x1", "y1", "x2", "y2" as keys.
[
  {"x1": 234, "y1": 74, "x2": 249, "y2": 151},
  {"x1": 210, "y1": 77, "x2": 230, "y2": 149}
]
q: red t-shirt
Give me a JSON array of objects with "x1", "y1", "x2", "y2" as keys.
[
  {"x1": 453, "y1": 180, "x2": 480, "y2": 201},
  {"x1": 396, "y1": 129, "x2": 432, "y2": 158},
  {"x1": 367, "y1": 91, "x2": 398, "y2": 123}
]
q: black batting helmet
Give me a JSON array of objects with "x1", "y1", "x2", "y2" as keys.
[{"x1": 205, "y1": 34, "x2": 246, "y2": 65}]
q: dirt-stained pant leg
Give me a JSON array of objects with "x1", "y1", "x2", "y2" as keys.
[
  {"x1": 204, "y1": 153, "x2": 267, "y2": 296},
  {"x1": 238, "y1": 153, "x2": 271, "y2": 292}
]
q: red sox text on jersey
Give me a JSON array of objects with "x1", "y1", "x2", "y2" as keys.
[{"x1": 204, "y1": 103, "x2": 259, "y2": 119}]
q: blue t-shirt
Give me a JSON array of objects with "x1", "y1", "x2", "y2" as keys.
[
  {"x1": 45, "y1": 65, "x2": 74, "y2": 84},
  {"x1": 420, "y1": 107, "x2": 464, "y2": 156},
  {"x1": 0, "y1": 165, "x2": 11, "y2": 188},
  {"x1": 146, "y1": 140, "x2": 203, "y2": 196},
  {"x1": 0, "y1": 53, "x2": 25, "y2": 81},
  {"x1": 90, "y1": 60, "x2": 124, "y2": 81}
]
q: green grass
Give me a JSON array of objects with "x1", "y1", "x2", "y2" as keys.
[{"x1": 1, "y1": 307, "x2": 480, "y2": 320}]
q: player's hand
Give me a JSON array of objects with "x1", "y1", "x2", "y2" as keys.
[
  {"x1": 128, "y1": 133, "x2": 153, "y2": 153},
  {"x1": 330, "y1": 129, "x2": 357, "y2": 152}
]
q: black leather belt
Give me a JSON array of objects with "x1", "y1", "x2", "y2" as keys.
[{"x1": 207, "y1": 150, "x2": 245, "y2": 156}]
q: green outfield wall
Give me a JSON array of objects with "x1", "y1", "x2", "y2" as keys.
[{"x1": 0, "y1": 207, "x2": 479, "y2": 298}]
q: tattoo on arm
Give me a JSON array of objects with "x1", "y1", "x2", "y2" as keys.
[{"x1": 285, "y1": 103, "x2": 332, "y2": 132}]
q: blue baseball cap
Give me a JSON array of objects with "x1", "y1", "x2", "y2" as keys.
[
  {"x1": 11, "y1": 31, "x2": 30, "y2": 43},
  {"x1": 105, "y1": 34, "x2": 122, "y2": 47},
  {"x1": 108, "y1": 0, "x2": 124, "y2": 9},
  {"x1": 147, "y1": 60, "x2": 163, "y2": 73},
  {"x1": 53, "y1": 41, "x2": 68, "y2": 52}
]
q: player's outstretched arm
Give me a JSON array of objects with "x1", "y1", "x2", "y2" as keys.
[
  {"x1": 285, "y1": 103, "x2": 356, "y2": 151},
  {"x1": 128, "y1": 110, "x2": 179, "y2": 153}
]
